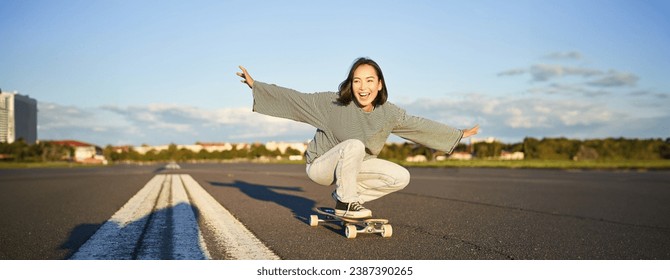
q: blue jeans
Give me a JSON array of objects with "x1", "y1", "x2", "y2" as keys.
[{"x1": 305, "y1": 139, "x2": 410, "y2": 204}]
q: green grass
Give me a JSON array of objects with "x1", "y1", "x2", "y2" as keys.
[{"x1": 397, "y1": 159, "x2": 670, "y2": 170}]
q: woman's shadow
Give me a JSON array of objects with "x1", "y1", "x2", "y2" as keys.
[{"x1": 208, "y1": 180, "x2": 317, "y2": 225}]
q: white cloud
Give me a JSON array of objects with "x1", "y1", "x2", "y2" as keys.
[
  {"x1": 483, "y1": 52, "x2": 669, "y2": 141},
  {"x1": 103, "y1": 104, "x2": 315, "y2": 144},
  {"x1": 529, "y1": 64, "x2": 603, "y2": 82},
  {"x1": 405, "y1": 94, "x2": 618, "y2": 127},
  {"x1": 38, "y1": 102, "x2": 133, "y2": 145},
  {"x1": 38, "y1": 102, "x2": 314, "y2": 146},
  {"x1": 528, "y1": 83, "x2": 610, "y2": 97},
  {"x1": 499, "y1": 51, "x2": 639, "y2": 89},
  {"x1": 497, "y1": 68, "x2": 526, "y2": 77},
  {"x1": 542, "y1": 51, "x2": 583, "y2": 60},
  {"x1": 586, "y1": 70, "x2": 639, "y2": 87},
  {"x1": 498, "y1": 52, "x2": 643, "y2": 104},
  {"x1": 398, "y1": 93, "x2": 634, "y2": 142},
  {"x1": 505, "y1": 107, "x2": 536, "y2": 128}
]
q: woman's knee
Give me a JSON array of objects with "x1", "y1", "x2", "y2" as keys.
[
  {"x1": 305, "y1": 164, "x2": 333, "y2": 186},
  {"x1": 394, "y1": 167, "x2": 411, "y2": 189},
  {"x1": 340, "y1": 139, "x2": 365, "y2": 155}
]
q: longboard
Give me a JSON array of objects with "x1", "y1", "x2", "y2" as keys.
[{"x1": 310, "y1": 207, "x2": 392, "y2": 239}]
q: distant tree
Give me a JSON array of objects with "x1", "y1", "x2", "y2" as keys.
[
  {"x1": 92, "y1": 136, "x2": 670, "y2": 163},
  {"x1": 661, "y1": 138, "x2": 670, "y2": 159},
  {"x1": 284, "y1": 146, "x2": 303, "y2": 156},
  {"x1": 197, "y1": 149, "x2": 212, "y2": 160},
  {"x1": 269, "y1": 148, "x2": 281, "y2": 157},
  {"x1": 473, "y1": 141, "x2": 503, "y2": 158},
  {"x1": 412, "y1": 144, "x2": 434, "y2": 160},
  {"x1": 522, "y1": 137, "x2": 540, "y2": 159},
  {"x1": 43, "y1": 142, "x2": 71, "y2": 161},
  {"x1": 573, "y1": 145, "x2": 599, "y2": 161},
  {"x1": 10, "y1": 139, "x2": 30, "y2": 162},
  {"x1": 378, "y1": 143, "x2": 398, "y2": 160},
  {"x1": 248, "y1": 143, "x2": 268, "y2": 159},
  {"x1": 453, "y1": 143, "x2": 468, "y2": 153}
]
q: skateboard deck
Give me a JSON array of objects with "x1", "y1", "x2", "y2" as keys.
[{"x1": 310, "y1": 207, "x2": 392, "y2": 238}]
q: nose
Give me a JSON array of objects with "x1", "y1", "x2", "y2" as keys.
[{"x1": 357, "y1": 81, "x2": 365, "y2": 90}]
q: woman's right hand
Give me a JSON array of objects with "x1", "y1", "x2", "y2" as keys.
[
  {"x1": 236, "y1": 65, "x2": 254, "y2": 89},
  {"x1": 462, "y1": 124, "x2": 480, "y2": 138}
]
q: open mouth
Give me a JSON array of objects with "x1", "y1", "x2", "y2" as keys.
[{"x1": 359, "y1": 92, "x2": 369, "y2": 97}]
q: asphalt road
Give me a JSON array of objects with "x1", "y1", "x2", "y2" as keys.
[{"x1": 1, "y1": 163, "x2": 669, "y2": 259}]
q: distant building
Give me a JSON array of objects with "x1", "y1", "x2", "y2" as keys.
[
  {"x1": 179, "y1": 145, "x2": 203, "y2": 153},
  {"x1": 198, "y1": 142, "x2": 233, "y2": 152},
  {"x1": 470, "y1": 137, "x2": 497, "y2": 144},
  {"x1": 406, "y1": 155, "x2": 427, "y2": 162},
  {"x1": 288, "y1": 155, "x2": 304, "y2": 161},
  {"x1": 125, "y1": 142, "x2": 308, "y2": 161},
  {"x1": 265, "y1": 141, "x2": 308, "y2": 154},
  {"x1": 49, "y1": 140, "x2": 108, "y2": 164},
  {"x1": 134, "y1": 145, "x2": 167, "y2": 155},
  {"x1": 449, "y1": 152, "x2": 473, "y2": 160},
  {"x1": 500, "y1": 151, "x2": 524, "y2": 160},
  {"x1": 0, "y1": 91, "x2": 38, "y2": 144},
  {"x1": 112, "y1": 145, "x2": 132, "y2": 153},
  {"x1": 235, "y1": 143, "x2": 250, "y2": 150},
  {"x1": 131, "y1": 143, "x2": 235, "y2": 154}
]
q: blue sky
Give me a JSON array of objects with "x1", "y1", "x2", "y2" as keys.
[{"x1": 1, "y1": 0, "x2": 669, "y2": 146}]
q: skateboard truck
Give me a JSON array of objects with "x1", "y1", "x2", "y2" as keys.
[{"x1": 310, "y1": 207, "x2": 393, "y2": 239}]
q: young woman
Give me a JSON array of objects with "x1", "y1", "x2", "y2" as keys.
[{"x1": 236, "y1": 57, "x2": 479, "y2": 218}]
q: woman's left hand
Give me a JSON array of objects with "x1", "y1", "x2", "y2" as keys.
[
  {"x1": 236, "y1": 65, "x2": 254, "y2": 89},
  {"x1": 462, "y1": 124, "x2": 480, "y2": 138}
]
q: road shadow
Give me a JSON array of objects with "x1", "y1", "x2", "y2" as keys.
[
  {"x1": 60, "y1": 223, "x2": 101, "y2": 259},
  {"x1": 209, "y1": 180, "x2": 317, "y2": 225},
  {"x1": 60, "y1": 203, "x2": 208, "y2": 260}
]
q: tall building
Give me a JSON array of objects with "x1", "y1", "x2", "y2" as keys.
[{"x1": 0, "y1": 90, "x2": 38, "y2": 144}]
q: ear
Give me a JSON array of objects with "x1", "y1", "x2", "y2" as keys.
[{"x1": 377, "y1": 79, "x2": 383, "y2": 91}]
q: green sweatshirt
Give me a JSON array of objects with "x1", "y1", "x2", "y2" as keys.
[{"x1": 252, "y1": 81, "x2": 463, "y2": 164}]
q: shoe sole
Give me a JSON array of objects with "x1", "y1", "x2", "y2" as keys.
[{"x1": 335, "y1": 210, "x2": 372, "y2": 219}]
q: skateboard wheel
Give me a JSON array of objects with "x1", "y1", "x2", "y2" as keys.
[
  {"x1": 381, "y1": 224, "x2": 393, "y2": 238},
  {"x1": 309, "y1": 215, "x2": 319, "y2": 227},
  {"x1": 345, "y1": 224, "x2": 357, "y2": 239}
]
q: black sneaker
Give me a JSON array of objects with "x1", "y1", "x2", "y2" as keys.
[{"x1": 334, "y1": 199, "x2": 372, "y2": 218}]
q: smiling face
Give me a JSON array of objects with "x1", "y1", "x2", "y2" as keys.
[{"x1": 352, "y1": 64, "x2": 383, "y2": 112}]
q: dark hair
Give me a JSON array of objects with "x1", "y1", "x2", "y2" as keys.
[{"x1": 336, "y1": 57, "x2": 388, "y2": 107}]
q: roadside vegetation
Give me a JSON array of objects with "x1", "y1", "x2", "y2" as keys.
[
  {"x1": 1, "y1": 137, "x2": 669, "y2": 169},
  {"x1": 398, "y1": 159, "x2": 670, "y2": 170}
]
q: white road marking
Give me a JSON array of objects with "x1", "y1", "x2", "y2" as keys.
[
  {"x1": 71, "y1": 175, "x2": 165, "y2": 259},
  {"x1": 180, "y1": 174, "x2": 280, "y2": 260},
  {"x1": 170, "y1": 175, "x2": 211, "y2": 260},
  {"x1": 135, "y1": 174, "x2": 173, "y2": 259},
  {"x1": 71, "y1": 174, "x2": 278, "y2": 260}
]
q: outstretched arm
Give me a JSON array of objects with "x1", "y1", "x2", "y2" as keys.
[
  {"x1": 392, "y1": 107, "x2": 481, "y2": 154},
  {"x1": 237, "y1": 68, "x2": 334, "y2": 130},
  {"x1": 236, "y1": 65, "x2": 254, "y2": 89}
]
